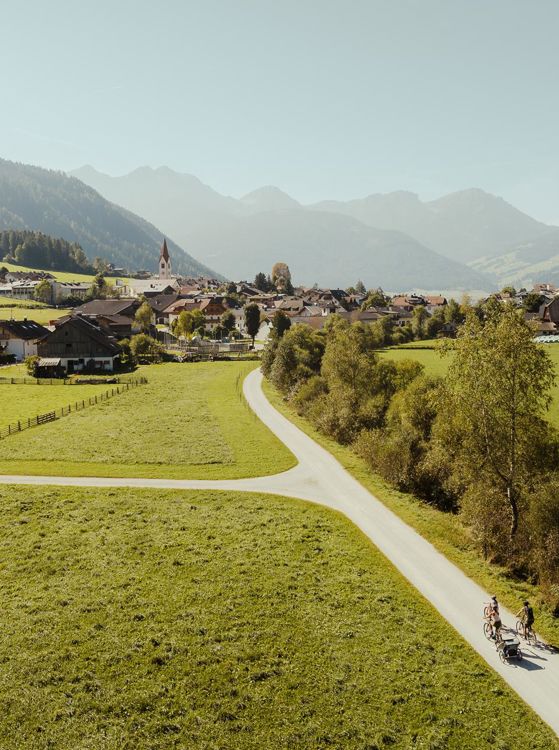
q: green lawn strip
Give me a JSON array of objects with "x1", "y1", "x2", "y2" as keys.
[
  {"x1": 0, "y1": 382, "x2": 111, "y2": 429},
  {"x1": 0, "y1": 306, "x2": 67, "y2": 324},
  {"x1": 0, "y1": 485, "x2": 555, "y2": 750},
  {"x1": 0, "y1": 363, "x2": 295, "y2": 479},
  {"x1": 263, "y1": 379, "x2": 559, "y2": 647},
  {"x1": 0, "y1": 260, "x2": 129, "y2": 285}
]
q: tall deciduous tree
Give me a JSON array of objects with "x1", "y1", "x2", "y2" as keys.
[
  {"x1": 271, "y1": 310, "x2": 291, "y2": 338},
  {"x1": 436, "y1": 307, "x2": 555, "y2": 539},
  {"x1": 244, "y1": 303, "x2": 261, "y2": 345},
  {"x1": 33, "y1": 279, "x2": 52, "y2": 304},
  {"x1": 134, "y1": 301, "x2": 153, "y2": 332}
]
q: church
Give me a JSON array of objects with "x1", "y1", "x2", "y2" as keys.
[{"x1": 159, "y1": 238, "x2": 172, "y2": 280}]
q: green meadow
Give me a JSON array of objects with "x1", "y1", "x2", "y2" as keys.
[
  {"x1": 0, "y1": 362, "x2": 296, "y2": 479},
  {"x1": 1, "y1": 260, "x2": 129, "y2": 285},
  {"x1": 0, "y1": 381, "x2": 108, "y2": 429},
  {"x1": 0, "y1": 305, "x2": 67, "y2": 324},
  {"x1": 379, "y1": 340, "x2": 559, "y2": 427},
  {"x1": 0, "y1": 485, "x2": 555, "y2": 750}
]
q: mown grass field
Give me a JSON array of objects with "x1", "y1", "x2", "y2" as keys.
[
  {"x1": 0, "y1": 362, "x2": 295, "y2": 479},
  {"x1": 0, "y1": 485, "x2": 555, "y2": 750},
  {"x1": 263, "y1": 379, "x2": 559, "y2": 648},
  {"x1": 0, "y1": 305, "x2": 68, "y2": 324},
  {"x1": 380, "y1": 340, "x2": 559, "y2": 428},
  {"x1": 1, "y1": 260, "x2": 129, "y2": 285},
  {"x1": 0, "y1": 381, "x2": 109, "y2": 429}
]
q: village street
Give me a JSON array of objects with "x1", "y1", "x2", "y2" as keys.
[{"x1": 2, "y1": 368, "x2": 559, "y2": 737}]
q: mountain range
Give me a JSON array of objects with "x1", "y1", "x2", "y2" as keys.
[
  {"x1": 0, "y1": 159, "x2": 219, "y2": 278},
  {"x1": 72, "y1": 165, "x2": 559, "y2": 291}
]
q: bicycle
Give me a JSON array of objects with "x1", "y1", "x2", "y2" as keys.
[
  {"x1": 515, "y1": 619, "x2": 537, "y2": 645},
  {"x1": 483, "y1": 616, "x2": 502, "y2": 643}
]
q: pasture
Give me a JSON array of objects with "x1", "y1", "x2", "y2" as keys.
[
  {"x1": 1, "y1": 260, "x2": 129, "y2": 285},
  {"x1": 379, "y1": 340, "x2": 559, "y2": 427},
  {"x1": 0, "y1": 305, "x2": 67, "y2": 324},
  {"x1": 0, "y1": 484, "x2": 555, "y2": 750},
  {"x1": 0, "y1": 362, "x2": 295, "y2": 479},
  {"x1": 0, "y1": 380, "x2": 109, "y2": 430}
]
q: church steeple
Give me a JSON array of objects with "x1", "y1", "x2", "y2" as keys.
[{"x1": 159, "y1": 238, "x2": 171, "y2": 279}]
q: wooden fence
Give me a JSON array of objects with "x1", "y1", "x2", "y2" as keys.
[
  {"x1": 0, "y1": 380, "x2": 146, "y2": 440},
  {"x1": 0, "y1": 375, "x2": 147, "y2": 386}
]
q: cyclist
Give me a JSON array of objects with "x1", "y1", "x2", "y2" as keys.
[
  {"x1": 491, "y1": 607, "x2": 503, "y2": 641},
  {"x1": 489, "y1": 595, "x2": 499, "y2": 617},
  {"x1": 516, "y1": 600, "x2": 535, "y2": 639}
]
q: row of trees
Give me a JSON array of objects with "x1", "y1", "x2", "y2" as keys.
[
  {"x1": 262, "y1": 309, "x2": 559, "y2": 613},
  {"x1": 1, "y1": 230, "x2": 102, "y2": 274}
]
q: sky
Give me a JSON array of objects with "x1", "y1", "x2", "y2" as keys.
[{"x1": 2, "y1": 0, "x2": 558, "y2": 222}]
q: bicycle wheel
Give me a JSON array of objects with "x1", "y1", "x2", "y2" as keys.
[
  {"x1": 515, "y1": 620, "x2": 524, "y2": 636},
  {"x1": 483, "y1": 621, "x2": 493, "y2": 640},
  {"x1": 527, "y1": 628, "x2": 537, "y2": 645}
]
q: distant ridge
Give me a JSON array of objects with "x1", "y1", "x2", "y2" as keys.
[
  {"x1": 0, "y1": 159, "x2": 221, "y2": 278},
  {"x1": 73, "y1": 165, "x2": 504, "y2": 291}
]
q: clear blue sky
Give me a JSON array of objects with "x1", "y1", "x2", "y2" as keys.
[{"x1": 2, "y1": 0, "x2": 558, "y2": 221}]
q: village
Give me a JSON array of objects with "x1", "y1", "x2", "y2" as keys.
[{"x1": 1, "y1": 238, "x2": 559, "y2": 376}]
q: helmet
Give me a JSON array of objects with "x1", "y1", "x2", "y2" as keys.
[
  {"x1": 491, "y1": 595, "x2": 497, "y2": 600},
  {"x1": 523, "y1": 600, "x2": 529, "y2": 606}
]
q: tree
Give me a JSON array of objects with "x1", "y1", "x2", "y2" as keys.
[
  {"x1": 174, "y1": 309, "x2": 206, "y2": 339},
  {"x1": 220, "y1": 310, "x2": 236, "y2": 336},
  {"x1": 361, "y1": 288, "x2": 388, "y2": 310},
  {"x1": 134, "y1": 301, "x2": 153, "y2": 333},
  {"x1": 129, "y1": 334, "x2": 165, "y2": 363},
  {"x1": 244, "y1": 303, "x2": 261, "y2": 345},
  {"x1": 34, "y1": 279, "x2": 52, "y2": 304},
  {"x1": 411, "y1": 305, "x2": 428, "y2": 339},
  {"x1": 254, "y1": 272, "x2": 271, "y2": 292},
  {"x1": 355, "y1": 280, "x2": 366, "y2": 295},
  {"x1": 523, "y1": 292, "x2": 544, "y2": 313},
  {"x1": 271, "y1": 310, "x2": 291, "y2": 339},
  {"x1": 434, "y1": 307, "x2": 556, "y2": 540},
  {"x1": 271, "y1": 262, "x2": 291, "y2": 292}
]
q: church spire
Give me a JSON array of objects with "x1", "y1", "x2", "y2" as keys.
[
  {"x1": 160, "y1": 238, "x2": 170, "y2": 262},
  {"x1": 159, "y1": 238, "x2": 171, "y2": 279}
]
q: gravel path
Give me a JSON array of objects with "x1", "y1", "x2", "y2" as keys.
[{"x1": 1, "y1": 368, "x2": 558, "y2": 736}]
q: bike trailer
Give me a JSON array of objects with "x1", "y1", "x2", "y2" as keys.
[{"x1": 499, "y1": 635, "x2": 521, "y2": 659}]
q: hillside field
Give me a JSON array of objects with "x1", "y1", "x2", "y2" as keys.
[
  {"x1": 1, "y1": 260, "x2": 129, "y2": 285},
  {"x1": 0, "y1": 362, "x2": 296, "y2": 479},
  {"x1": 0, "y1": 484, "x2": 555, "y2": 750},
  {"x1": 0, "y1": 305, "x2": 67, "y2": 324}
]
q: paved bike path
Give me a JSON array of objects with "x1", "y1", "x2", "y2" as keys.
[{"x1": 1, "y1": 368, "x2": 558, "y2": 736}]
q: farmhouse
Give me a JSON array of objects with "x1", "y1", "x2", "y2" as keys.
[
  {"x1": 0, "y1": 319, "x2": 49, "y2": 361},
  {"x1": 37, "y1": 315, "x2": 121, "y2": 374}
]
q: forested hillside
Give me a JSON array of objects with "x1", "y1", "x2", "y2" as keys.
[
  {"x1": 0, "y1": 230, "x2": 97, "y2": 273},
  {"x1": 0, "y1": 159, "x2": 219, "y2": 278}
]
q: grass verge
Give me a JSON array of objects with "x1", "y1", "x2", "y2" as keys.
[
  {"x1": 0, "y1": 485, "x2": 556, "y2": 750},
  {"x1": 263, "y1": 378, "x2": 559, "y2": 647}
]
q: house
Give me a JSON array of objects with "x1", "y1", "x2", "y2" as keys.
[
  {"x1": 37, "y1": 315, "x2": 121, "y2": 373},
  {"x1": 51, "y1": 281, "x2": 90, "y2": 302},
  {"x1": 198, "y1": 297, "x2": 228, "y2": 324},
  {"x1": 0, "y1": 280, "x2": 40, "y2": 300},
  {"x1": 128, "y1": 278, "x2": 180, "y2": 297},
  {"x1": 147, "y1": 293, "x2": 180, "y2": 324},
  {"x1": 0, "y1": 319, "x2": 49, "y2": 361},
  {"x1": 73, "y1": 298, "x2": 141, "y2": 319}
]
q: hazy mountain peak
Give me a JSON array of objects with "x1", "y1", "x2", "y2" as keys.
[{"x1": 240, "y1": 185, "x2": 301, "y2": 212}]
